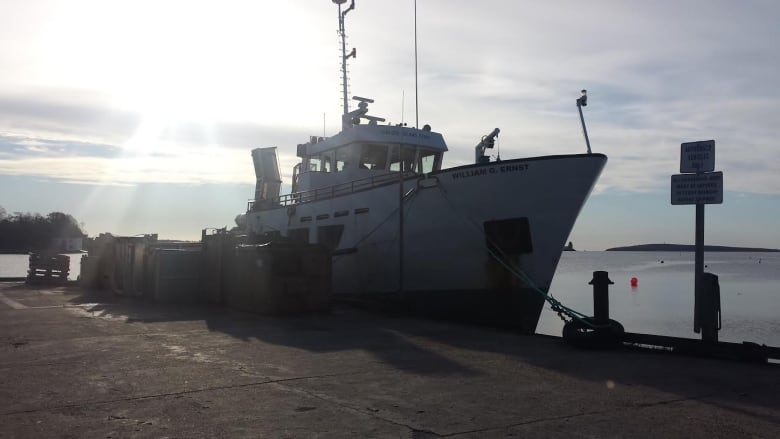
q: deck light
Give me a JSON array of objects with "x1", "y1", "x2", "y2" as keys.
[
  {"x1": 576, "y1": 89, "x2": 591, "y2": 154},
  {"x1": 577, "y1": 89, "x2": 588, "y2": 107}
]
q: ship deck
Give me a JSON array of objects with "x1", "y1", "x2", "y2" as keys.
[{"x1": 1, "y1": 282, "x2": 778, "y2": 438}]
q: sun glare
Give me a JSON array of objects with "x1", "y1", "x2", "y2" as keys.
[
  {"x1": 28, "y1": 0, "x2": 340, "y2": 185},
  {"x1": 8, "y1": 0, "x2": 366, "y2": 190},
  {"x1": 38, "y1": 0, "x2": 333, "y2": 125}
]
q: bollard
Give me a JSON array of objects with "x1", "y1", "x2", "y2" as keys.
[
  {"x1": 563, "y1": 270, "x2": 624, "y2": 349},
  {"x1": 589, "y1": 270, "x2": 614, "y2": 326},
  {"x1": 696, "y1": 272, "x2": 721, "y2": 342}
]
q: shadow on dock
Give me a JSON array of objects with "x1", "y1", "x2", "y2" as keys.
[
  {"x1": 55, "y1": 284, "x2": 780, "y2": 422},
  {"x1": 64, "y1": 286, "x2": 480, "y2": 378}
]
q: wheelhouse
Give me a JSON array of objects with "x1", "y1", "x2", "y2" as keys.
[
  {"x1": 297, "y1": 139, "x2": 445, "y2": 182},
  {"x1": 292, "y1": 115, "x2": 448, "y2": 194},
  {"x1": 247, "y1": 97, "x2": 449, "y2": 212}
]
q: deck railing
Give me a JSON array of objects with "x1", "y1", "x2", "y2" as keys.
[{"x1": 247, "y1": 171, "x2": 414, "y2": 211}]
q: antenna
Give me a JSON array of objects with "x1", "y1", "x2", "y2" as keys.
[
  {"x1": 334, "y1": 0, "x2": 355, "y2": 116},
  {"x1": 414, "y1": 0, "x2": 419, "y2": 128},
  {"x1": 401, "y1": 90, "x2": 405, "y2": 125}
]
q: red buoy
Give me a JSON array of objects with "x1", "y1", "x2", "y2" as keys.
[{"x1": 630, "y1": 277, "x2": 638, "y2": 287}]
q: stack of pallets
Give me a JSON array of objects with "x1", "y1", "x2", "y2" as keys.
[{"x1": 27, "y1": 253, "x2": 70, "y2": 284}]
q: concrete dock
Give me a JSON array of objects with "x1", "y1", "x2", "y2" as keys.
[{"x1": 1, "y1": 282, "x2": 778, "y2": 438}]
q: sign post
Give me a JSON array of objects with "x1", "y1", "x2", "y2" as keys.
[
  {"x1": 671, "y1": 140, "x2": 722, "y2": 342},
  {"x1": 695, "y1": 202, "x2": 705, "y2": 335}
]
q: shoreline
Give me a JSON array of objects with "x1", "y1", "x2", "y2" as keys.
[{"x1": 605, "y1": 244, "x2": 780, "y2": 252}]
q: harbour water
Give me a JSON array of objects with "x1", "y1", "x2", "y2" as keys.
[
  {"x1": 1, "y1": 251, "x2": 777, "y2": 346},
  {"x1": 537, "y1": 251, "x2": 780, "y2": 346}
]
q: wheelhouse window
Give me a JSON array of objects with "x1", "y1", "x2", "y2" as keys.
[
  {"x1": 308, "y1": 143, "x2": 441, "y2": 174},
  {"x1": 359, "y1": 143, "x2": 389, "y2": 170},
  {"x1": 419, "y1": 150, "x2": 442, "y2": 173},
  {"x1": 335, "y1": 146, "x2": 349, "y2": 172},
  {"x1": 306, "y1": 154, "x2": 331, "y2": 172},
  {"x1": 308, "y1": 156, "x2": 323, "y2": 172},
  {"x1": 389, "y1": 145, "x2": 417, "y2": 173}
]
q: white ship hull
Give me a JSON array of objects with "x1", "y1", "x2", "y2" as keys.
[{"x1": 247, "y1": 153, "x2": 606, "y2": 332}]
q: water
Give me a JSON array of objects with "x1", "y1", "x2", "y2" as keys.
[
  {"x1": 537, "y1": 251, "x2": 780, "y2": 346},
  {"x1": 1, "y1": 251, "x2": 777, "y2": 345},
  {"x1": 0, "y1": 253, "x2": 83, "y2": 281}
]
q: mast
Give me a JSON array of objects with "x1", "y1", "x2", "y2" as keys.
[
  {"x1": 334, "y1": 0, "x2": 355, "y2": 116},
  {"x1": 414, "y1": 0, "x2": 419, "y2": 128}
]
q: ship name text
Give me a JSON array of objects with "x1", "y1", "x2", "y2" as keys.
[{"x1": 451, "y1": 163, "x2": 529, "y2": 179}]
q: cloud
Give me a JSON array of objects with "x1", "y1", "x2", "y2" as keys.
[
  {"x1": 1, "y1": 0, "x2": 779, "y2": 198},
  {"x1": 0, "y1": 152, "x2": 254, "y2": 186},
  {"x1": 0, "y1": 125, "x2": 304, "y2": 186},
  {"x1": 0, "y1": 87, "x2": 320, "y2": 186},
  {"x1": 0, "y1": 134, "x2": 122, "y2": 159}
]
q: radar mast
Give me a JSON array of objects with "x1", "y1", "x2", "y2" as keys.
[{"x1": 333, "y1": 0, "x2": 356, "y2": 116}]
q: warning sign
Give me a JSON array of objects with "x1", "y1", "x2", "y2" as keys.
[
  {"x1": 680, "y1": 140, "x2": 715, "y2": 173},
  {"x1": 671, "y1": 172, "x2": 723, "y2": 205}
]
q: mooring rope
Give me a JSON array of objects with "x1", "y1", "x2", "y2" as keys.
[{"x1": 435, "y1": 183, "x2": 600, "y2": 328}]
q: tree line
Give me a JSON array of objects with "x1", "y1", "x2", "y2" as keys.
[{"x1": 0, "y1": 206, "x2": 85, "y2": 252}]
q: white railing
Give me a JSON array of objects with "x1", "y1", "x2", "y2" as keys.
[{"x1": 247, "y1": 171, "x2": 414, "y2": 211}]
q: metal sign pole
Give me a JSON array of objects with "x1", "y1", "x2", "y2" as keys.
[
  {"x1": 673, "y1": 139, "x2": 721, "y2": 341},
  {"x1": 694, "y1": 202, "x2": 704, "y2": 334}
]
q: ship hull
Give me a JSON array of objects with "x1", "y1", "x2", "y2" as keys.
[{"x1": 247, "y1": 153, "x2": 607, "y2": 333}]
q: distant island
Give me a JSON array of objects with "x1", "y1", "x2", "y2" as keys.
[{"x1": 606, "y1": 244, "x2": 780, "y2": 252}]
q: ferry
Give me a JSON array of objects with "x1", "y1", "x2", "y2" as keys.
[{"x1": 241, "y1": 0, "x2": 607, "y2": 333}]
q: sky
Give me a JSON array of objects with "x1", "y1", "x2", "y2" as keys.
[{"x1": 1, "y1": 0, "x2": 779, "y2": 250}]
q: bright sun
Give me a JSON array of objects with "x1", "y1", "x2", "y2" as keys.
[
  {"x1": 37, "y1": 0, "x2": 335, "y2": 126},
  {"x1": 6, "y1": 0, "x2": 357, "y2": 186}
]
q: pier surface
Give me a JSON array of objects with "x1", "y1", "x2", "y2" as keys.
[{"x1": 1, "y1": 282, "x2": 778, "y2": 438}]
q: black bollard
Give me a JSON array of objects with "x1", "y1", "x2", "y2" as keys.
[
  {"x1": 563, "y1": 270, "x2": 623, "y2": 349},
  {"x1": 697, "y1": 272, "x2": 721, "y2": 342},
  {"x1": 589, "y1": 271, "x2": 614, "y2": 325}
]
